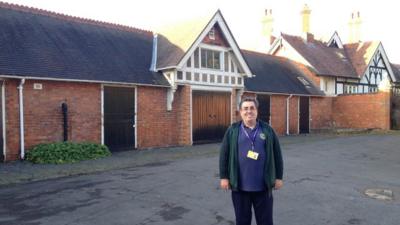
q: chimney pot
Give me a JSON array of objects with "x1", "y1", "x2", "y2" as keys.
[
  {"x1": 348, "y1": 10, "x2": 362, "y2": 43},
  {"x1": 307, "y1": 33, "x2": 314, "y2": 42}
]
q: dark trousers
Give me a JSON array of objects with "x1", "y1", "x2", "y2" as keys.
[{"x1": 231, "y1": 190, "x2": 273, "y2": 225}]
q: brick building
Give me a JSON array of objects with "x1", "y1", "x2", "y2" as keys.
[
  {"x1": 0, "y1": 2, "x2": 398, "y2": 162},
  {"x1": 265, "y1": 5, "x2": 400, "y2": 132}
]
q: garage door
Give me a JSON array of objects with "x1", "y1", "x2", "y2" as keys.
[{"x1": 192, "y1": 91, "x2": 231, "y2": 143}]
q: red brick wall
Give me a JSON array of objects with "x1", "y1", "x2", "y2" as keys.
[
  {"x1": 5, "y1": 79, "x2": 101, "y2": 161},
  {"x1": 136, "y1": 85, "x2": 191, "y2": 148},
  {"x1": 310, "y1": 96, "x2": 333, "y2": 130},
  {"x1": 4, "y1": 80, "x2": 20, "y2": 161},
  {"x1": 270, "y1": 95, "x2": 287, "y2": 135},
  {"x1": 177, "y1": 85, "x2": 191, "y2": 145},
  {"x1": 231, "y1": 89, "x2": 238, "y2": 123},
  {"x1": 241, "y1": 93, "x2": 298, "y2": 135},
  {"x1": 332, "y1": 92, "x2": 391, "y2": 130},
  {"x1": 202, "y1": 24, "x2": 229, "y2": 47},
  {"x1": 289, "y1": 96, "x2": 299, "y2": 134}
]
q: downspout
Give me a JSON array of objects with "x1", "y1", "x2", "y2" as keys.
[
  {"x1": 150, "y1": 33, "x2": 158, "y2": 72},
  {"x1": 17, "y1": 79, "x2": 25, "y2": 159},
  {"x1": 286, "y1": 94, "x2": 293, "y2": 135}
]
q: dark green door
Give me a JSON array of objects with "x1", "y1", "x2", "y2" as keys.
[
  {"x1": 0, "y1": 82, "x2": 3, "y2": 161},
  {"x1": 104, "y1": 86, "x2": 135, "y2": 151},
  {"x1": 299, "y1": 96, "x2": 310, "y2": 134},
  {"x1": 257, "y1": 94, "x2": 270, "y2": 124}
]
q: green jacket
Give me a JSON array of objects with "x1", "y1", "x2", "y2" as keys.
[{"x1": 219, "y1": 120, "x2": 283, "y2": 192}]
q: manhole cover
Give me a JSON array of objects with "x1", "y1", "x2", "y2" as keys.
[{"x1": 364, "y1": 188, "x2": 394, "y2": 201}]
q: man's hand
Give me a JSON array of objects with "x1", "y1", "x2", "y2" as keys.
[
  {"x1": 274, "y1": 179, "x2": 283, "y2": 190},
  {"x1": 220, "y1": 179, "x2": 230, "y2": 191}
]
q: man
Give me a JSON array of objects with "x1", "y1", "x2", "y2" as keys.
[{"x1": 219, "y1": 97, "x2": 283, "y2": 225}]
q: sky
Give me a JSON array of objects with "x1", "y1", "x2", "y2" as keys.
[{"x1": 4, "y1": 0, "x2": 400, "y2": 62}]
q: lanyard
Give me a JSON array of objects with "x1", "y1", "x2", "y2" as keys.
[{"x1": 241, "y1": 122, "x2": 259, "y2": 150}]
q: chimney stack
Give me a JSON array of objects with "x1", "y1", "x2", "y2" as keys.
[
  {"x1": 261, "y1": 9, "x2": 274, "y2": 50},
  {"x1": 349, "y1": 11, "x2": 362, "y2": 43},
  {"x1": 300, "y1": 4, "x2": 311, "y2": 40}
]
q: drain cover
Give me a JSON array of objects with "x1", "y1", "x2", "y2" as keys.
[{"x1": 364, "y1": 189, "x2": 393, "y2": 201}]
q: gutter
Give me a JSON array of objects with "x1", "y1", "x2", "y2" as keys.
[
  {"x1": 0, "y1": 74, "x2": 171, "y2": 88},
  {"x1": 17, "y1": 78, "x2": 25, "y2": 159},
  {"x1": 244, "y1": 90, "x2": 323, "y2": 97},
  {"x1": 286, "y1": 94, "x2": 293, "y2": 135}
]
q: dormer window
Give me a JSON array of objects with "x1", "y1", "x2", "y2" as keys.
[{"x1": 208, "y1": 28, "x2": 215, "y2": 40}]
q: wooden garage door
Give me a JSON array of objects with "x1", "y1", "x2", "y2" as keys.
[{"x1": 192, "y1": 91, "x2": 231, "y2": 143}]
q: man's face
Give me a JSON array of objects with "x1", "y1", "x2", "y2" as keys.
[{"x1": 239, "y1": 101, "x2": 258, "y2": 123}]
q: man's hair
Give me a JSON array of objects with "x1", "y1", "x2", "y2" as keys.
[{"x1": 239, "y1": 97, "x2": 259, "y2": 109}]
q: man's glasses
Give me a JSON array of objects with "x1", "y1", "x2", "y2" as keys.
[{"x1": 241, "y1": 106, "x2": 256, "y2": 111}]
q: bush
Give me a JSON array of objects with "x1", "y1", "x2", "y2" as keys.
[{"x1": 26, "y1": 142, "x2": 111, "y2": 164}]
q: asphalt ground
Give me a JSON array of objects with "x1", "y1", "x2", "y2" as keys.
[{"x1": 0, "y1": 132, "x2": 399, "y2": 225}]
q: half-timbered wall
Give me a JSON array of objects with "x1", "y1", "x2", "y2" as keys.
[
  {"x1": 174, "y1": 46, "x2": 244, "y2": 88},
  {"x1": 336, "y1": 51, "x2": 390, "y2": 95},
  {"x1": 320, "y1": 77, "x2": 335, "y2": 95}
]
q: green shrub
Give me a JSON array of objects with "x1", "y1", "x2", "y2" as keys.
[{"x1": 26, "y1": 142, "x2": 111, "y2": 164}]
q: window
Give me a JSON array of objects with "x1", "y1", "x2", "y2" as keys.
[
  {"x1": 210, "y1": 74, "x2": 215, "y2": 83},
  {"x1": 201, "y1": 49, "x2": 221, "y2": 70},
  {"x1": 186, "y1": 57, "x2": 191, "y2": 67},
  {"x1": 194, "y1": 73, "x2": 200, "y2": 81},
  {"x1": 202, "y1": 74, "x2": 208, "y2": 82},
  {"x1": 224, "y1": 52, "x2": 229, "y2": 72},
  {"x1": 177, "y1": 71, "x2": 183, "y2": 80},
  {"x1": 324, "y1": 79, "x2": 328, "y2": 91},
  {"x1": 231, "y1": 76, "x2": 236, "y2": 84},
  {"x1": 186, "y1": 72, "x2": 192, "y2": 81},
  {"x1": 224, "y1": 76, "x2": 229, "y2": 84},
  {"x1": 344, "y1": 84, "x2": 358, "y2": 94},
  {"x1": 194, "y1": 48, "x2": 199, "y2": 68},
  {"x1": 238, "y1": 77, "x2": 242, "y2": 85},
  {"x1": 208, "y1": 28, "x2": 215, "y2": 40},
  {"x1": 217, "y1": 75, "x2": 222, "y2": 83}
]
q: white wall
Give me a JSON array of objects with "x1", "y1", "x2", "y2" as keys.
[{"x1": 320, "y1": 76, "x2": 336, "y2": 95}]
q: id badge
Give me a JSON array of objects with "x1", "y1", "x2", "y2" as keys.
[{"x1": 247, "y1": 150, "x2": 259, "y2": 160}]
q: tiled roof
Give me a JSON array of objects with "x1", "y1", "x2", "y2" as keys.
[
  {"x1": 344, "y1": 41, "x2": 380, "y2": 78},
  {"x1": 0, "y1": 2, "x2": 169, "y2": 86},
  {"x1": 156, "y1": 12, "x2": 214, "y2": 69},
  {"x1": 242, "y1": 50, "x2": 324, "y2": 96},
  {"x1": 390, "y1": 63, "x2": 400, "y2": 82},
  {"x1": 281, "y1": 33, "x2": 358, "y2": 78}
]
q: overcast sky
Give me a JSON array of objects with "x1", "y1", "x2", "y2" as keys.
[{"x1": 4, "y1": 0, "x2": 400, "y2": 62}]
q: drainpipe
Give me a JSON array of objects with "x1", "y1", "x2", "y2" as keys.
[
  {"x1": 286, "y1": 94, "x2": 293, "y2": 135},
  {"x1": 17, "y1": 79, "x2": 25, "y2": 159}
]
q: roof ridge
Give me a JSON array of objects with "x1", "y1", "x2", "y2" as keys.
[{"x1": 0, "y1": 1, "x2": 153, "y2": 36}]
